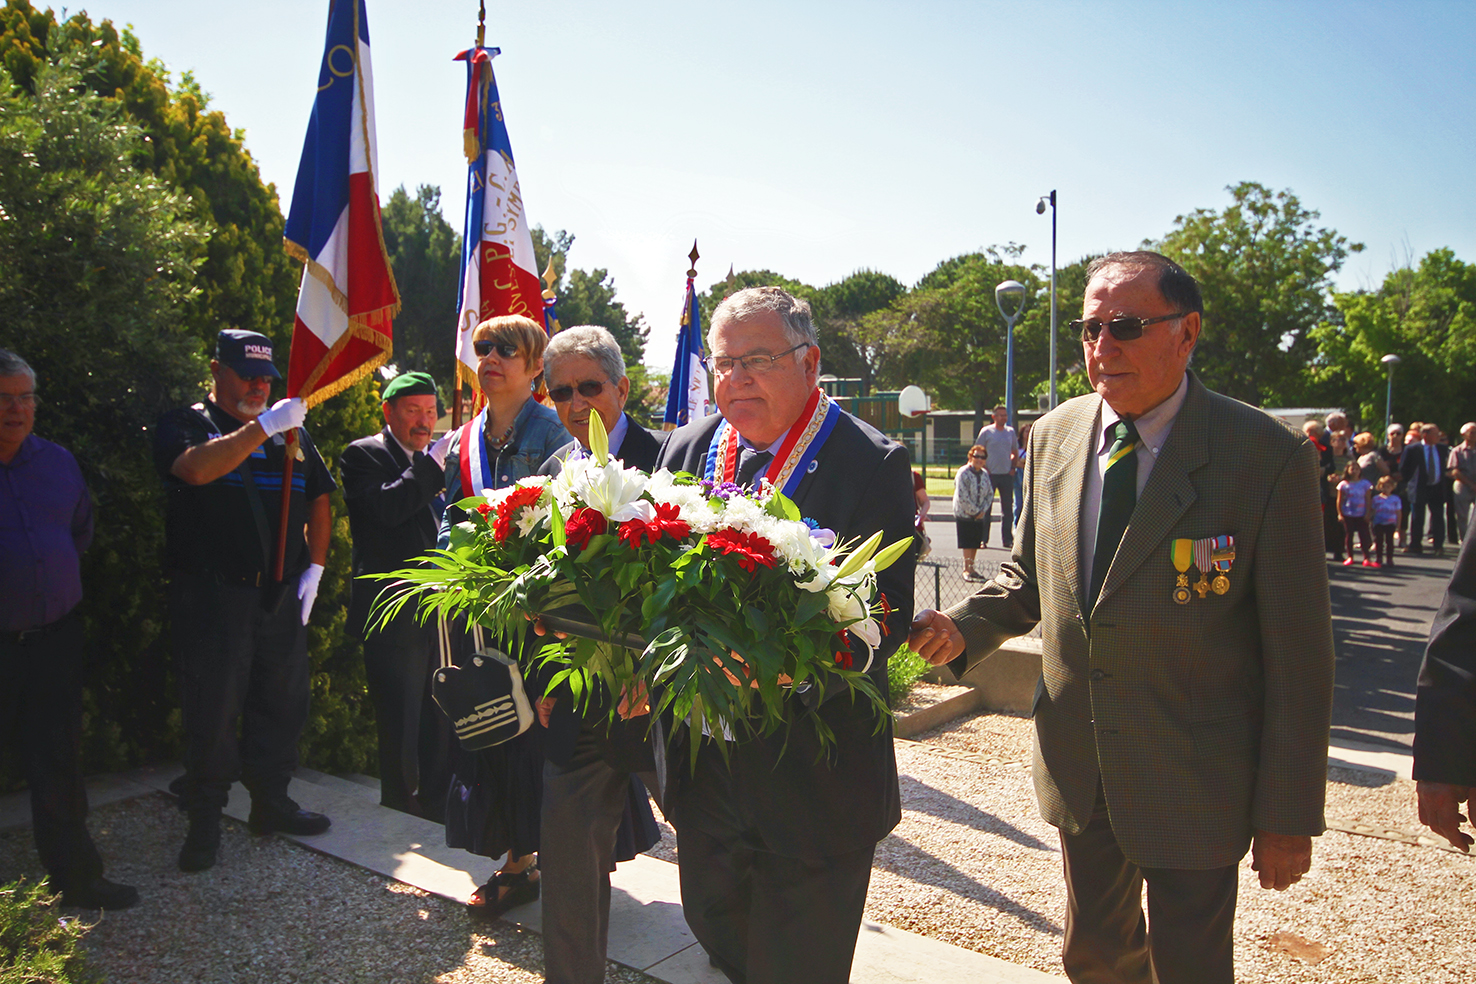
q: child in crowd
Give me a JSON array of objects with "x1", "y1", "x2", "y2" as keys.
[
  {"x1": 1371, "y1": 474, "x2": 1403, "y2": 567},
  {"x1": 1337, "y1": 460, "x2": 1375, "y2": 567}
]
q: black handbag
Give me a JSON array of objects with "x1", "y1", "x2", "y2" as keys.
[{"x1": 432, "y1": 648, "x2": 535, "y2": 750}]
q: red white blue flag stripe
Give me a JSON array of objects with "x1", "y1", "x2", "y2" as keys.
[
  {"x1": 454, "y1": 45, "x2": 543, "y2": 399},
  {"x1": 664, "y1": 276, "x2": 711, "y2": 427},
  {"x1": 282, "y1": 0, "x2": 398, "y2": 404}
]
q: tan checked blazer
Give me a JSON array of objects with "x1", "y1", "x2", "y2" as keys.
[{"x1": 946, "y1": 372, "x2": 1335, "y2": 869}]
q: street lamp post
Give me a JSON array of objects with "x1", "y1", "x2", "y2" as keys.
[
  {"x1": 1037, "y1": 191, "x2": 1057, "y2": 409},
  {"x1": 1381, "y1": 353, "x2": 1401, "y2": 435},
  {"x1": 995, "y1": 280, "x2": 1027, "y2": 429}
]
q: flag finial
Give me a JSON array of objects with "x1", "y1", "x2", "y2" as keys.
[
  {"x1": 541, "y1": 255, "x2": 558, "y2": 298},
  {"x1": 687, "y1": 240, "x2": 700, "y2": 279},
  {"x1": 476, "y1": 0, "x2": 486, "y2": 47}
]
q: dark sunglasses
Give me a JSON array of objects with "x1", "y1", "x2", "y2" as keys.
[
  {"x1": 473, "y1": 339, "x2": 521, "y2": 359},
  {"x1": 548, "y1": 380, "x2": 606, "y2": 403},
  {"x1": 1070, "y1": 313, "x2": 1186, "y2": 343}
]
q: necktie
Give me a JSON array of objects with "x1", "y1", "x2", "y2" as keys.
[
  {"x1": 1089, "y1": 419, "x2": 1140, "y2": 609},
  {"x1": 1428, "y1": 445, "x2": 1437, "y2": 484},
  {"x1": 736, "y1": 449, "x2": 773, "y2": 490}
]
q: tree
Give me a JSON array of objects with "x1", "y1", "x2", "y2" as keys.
[
  {"x1": 1, "y1": 6, "x2": 383, "y2": 780},
  {"x1": 855, "y1": 247, "x2": 1051, "y2": 435},
  {"x1": 814, "y1": 269, "x2": 906, "y2": 392},
  {"x1": 381, "y1": 184, "x2": 461, "y2": 386},
  {"x1": 1150, "y1": 182, "x2": 1363, "y2": 407},
  {"x1": 1308, "y1": 249, "x2": 1476, "y2": 432},
  {"x1": 530, "y1": 225, "x2": 648, "y2": 367},
  {"x1": 0, "y1": 57, "x2": 211, "y2": 774}
]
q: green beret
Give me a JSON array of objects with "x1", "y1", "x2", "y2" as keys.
[{"x1": 382, "y1": 371, "x2": 437, "y2": 402}]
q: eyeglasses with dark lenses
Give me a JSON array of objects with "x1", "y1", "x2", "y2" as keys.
[
  {"x1": 547, "y1": 380, "x2": 606, "y2": 403},
  {"x1": 1071, "y1": 313, "x2": 1186, "y2": 343},
  {"x1": 473, "y1": 339, "x2": 521, "y2": 359}
]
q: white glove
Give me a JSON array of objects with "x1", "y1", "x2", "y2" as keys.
[
  {"x1": 258, "y1": 397, "x2": 306, "y2": 438},
  {"x1": 297, "y1": 563, "x2": 325, "y2": 625},
  {"x1": 427, "y1": 432, "x2": 453, "y2": 468}
]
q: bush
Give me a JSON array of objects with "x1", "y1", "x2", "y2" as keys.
[
  {"x1": 888, "y1": 646, "x2": 931, "y2": 709},
  {"x1": 0, "y1": 879, "x2": 100, "y2": 984}
]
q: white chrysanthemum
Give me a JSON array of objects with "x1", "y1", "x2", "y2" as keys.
[
  {"x1": 767, "y1": 519, "x2": 826, "y2": 575},
  {"x1": 647, "y1": 472, "x2": 720, "y2": 533},
  {"x1": 715, "y1": 495, "x2": 769, "y2": 534},
  {"x1": 515, "y1": 504, "x2": 550, "y2": 537}
]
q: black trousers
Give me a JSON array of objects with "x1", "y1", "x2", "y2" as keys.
[
  {"x1": 1058, "y1": 799, "x2": 1238, "y2": 984},
  {"x1": 168, "y1": 577, "x2": 310, "y2": 815},
  {"x1": 986, "y1": 474, "x2": 1015, "y2": 547},
  {"x1": 540, "y1": 726, "x2": 662, "y2": 984},
  {"x1": 0, "y1": 612, "x2": 105, "y2": 892},
  {"x1": 674, "y1": 741, "x2": 875, "y2": 984},
  {"x1": 362, "y1": 613, "x2": 450, "y2": 817},
  {"x1": 1410, "y1": 486, "x2": 1447, "y2": 551}
]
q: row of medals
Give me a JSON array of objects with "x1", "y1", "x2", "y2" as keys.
[{"x1": 1171, "y1": 536, "x2": 1234, "y2": 605}]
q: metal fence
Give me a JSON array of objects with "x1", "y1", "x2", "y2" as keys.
[{"x1": 912, "y1": 557, "x2": 1042, "y2": 638}]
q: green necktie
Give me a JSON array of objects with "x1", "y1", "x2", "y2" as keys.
[{"x1": 1089, "y1": 419, "x2": 1140, "y2": 609}]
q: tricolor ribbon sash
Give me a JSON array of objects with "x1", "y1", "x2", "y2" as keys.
[
  {"x1": 457, "y1": 407, "x2": 494, "y2": 495},
  {"x1": 703, "y1": 389, "x2": 840, "y2": 497}
]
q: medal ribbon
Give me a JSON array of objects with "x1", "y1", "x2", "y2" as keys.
[
  {"x1": 1211, "y1": 534, "x2": 1235, "y2": 571},
  {"x1": 1192, "y1": 537, "x2": 1212, "y2": 576},
  {"x1": 704, "y1": 389, "x2": 839, "y2": 497},
  {"x1": 1171, "y1": 538, "x2": 1193, "y2": 574}
]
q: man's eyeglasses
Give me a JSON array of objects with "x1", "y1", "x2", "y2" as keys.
[
  {"x1": 1070, "y1": 313, "x2": 1186, "y2": 343},
  {"x1": 473, "y1": 339, "x2": 521, "y2": 359},
  {"x1": 548, "y1": 380, "x2": 606, "y2": 403},
  {"x1": 705, "y1": 342, "x2": 809, "y2": 376},
  {"x1": 0, "y1": 392, "x2": 38, "y2": 410}
]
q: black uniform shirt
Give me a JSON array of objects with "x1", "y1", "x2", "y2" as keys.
[{"x1": 153, "y1": 398, "x2": 335, "y2": 582}]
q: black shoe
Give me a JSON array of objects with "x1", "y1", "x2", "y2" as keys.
[
  {"x1": 62, "y1": 876, "x2": 140, "y2": 910},
  {"x1": 179, "y1": 813, "x2": 221, "y2": 872},
  {"x1": 248, "y1": 799, "x2": 331, "y2": 836}
]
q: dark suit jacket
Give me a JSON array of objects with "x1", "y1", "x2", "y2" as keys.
[
  {"x1": 1402, "y1": 442, "x2": 1451, "y2": 502},
  {"x1": 532, "y1": 416, "x2": 666, "y2": 769},
  {"x1": 1414, "y1": 534, "x2": 1476, "y2": 785},
  {"x1": 944, "y1": 373, "x2": 1335, "y2": 869},
  {"x1": 656, "y1": 409, "x2": 916, "y2": 861},
  {"x1": 340, "y1": 428, "x2": 444, "y2": 639}
]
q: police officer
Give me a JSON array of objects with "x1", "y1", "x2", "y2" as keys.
[
  {"x1": 154, "y1": 330, "x2": 334, "y2": 872},
  {"x1": 340, "y1": 370, "x2": 452, "y2": 819}
]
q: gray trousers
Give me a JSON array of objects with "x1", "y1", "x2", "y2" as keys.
[{"x1": 539, "y1": 736, "x2": 660, "y2": 984}]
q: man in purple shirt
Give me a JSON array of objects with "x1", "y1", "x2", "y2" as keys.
[{"x1": 0, "y1": 349, "x2": 138, "y2": 910}]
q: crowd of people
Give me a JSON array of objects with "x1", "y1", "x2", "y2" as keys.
[
  {"x1": 1304, "y1": 413, "x2": 1474, "y2": 567},
  {"x1": 3, "y1": 261, "x2": 1474, "y2": 984}
]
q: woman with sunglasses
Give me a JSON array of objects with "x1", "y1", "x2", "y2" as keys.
[{"x1": 439, "y1": 315, "x2": 571, "y2": 916}]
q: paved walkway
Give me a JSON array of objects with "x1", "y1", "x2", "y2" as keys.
[{"x1": 0, "y1": 763, "x2": 1063, "y2": 984}]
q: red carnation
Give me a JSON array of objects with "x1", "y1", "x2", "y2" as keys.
[
  {"x1": 475, "y1": 502, "x2": 493, "y2": 520},
  {"x1": 493, "y1": 484, "x2": 544, "y2": 542},
  {"x1": 564, "y1": 506, "x2": 608, "y2": 550},
  {"x1": 652, "y1": 501, "x2": 691, "y2": 540},
  {"x1": 706, "y1": 528, "x2": 777, "y2": 573}
]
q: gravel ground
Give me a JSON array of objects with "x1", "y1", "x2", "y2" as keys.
[
  {"x1": 2, "y1": 712, "x2": 1470, "y2": 983},
  {"x1": 890, "y1": 712, "x2": 1476, "y2": 983},
  {"x1": 0, "y1": 793, "x2": 660, "y2": 984}
]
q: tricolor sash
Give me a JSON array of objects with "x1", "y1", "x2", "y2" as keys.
[
  {"x1": 457, "y1": 407, "x2": 494, "y2": 497},
  {"x1": 703, "y1": 389, "x2": 840, "y2": 497}
]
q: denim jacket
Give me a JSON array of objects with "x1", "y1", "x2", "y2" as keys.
[{"x1": 438, "y1": 397, "x2": 572, "y2": 547}]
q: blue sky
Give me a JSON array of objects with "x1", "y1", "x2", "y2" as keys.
[{"x1": 79, "y1": 1, "x2": 1476, "y2": 370}]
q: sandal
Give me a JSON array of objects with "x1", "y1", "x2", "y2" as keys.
[{"x1": 467, "y1": 866, "x2": 540, "y2": 917}]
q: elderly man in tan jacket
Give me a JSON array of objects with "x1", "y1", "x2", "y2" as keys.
[{"x1": 910, "y1": 251, "x2": 1335, "y2": 984}]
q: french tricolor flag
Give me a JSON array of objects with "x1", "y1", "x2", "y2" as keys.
[
  {"x1": 283, "y1": 0, "x2": 398, "y2": 404},
  {"x1": 453, "y1": 45, "x2": 543, "y2": 399}
]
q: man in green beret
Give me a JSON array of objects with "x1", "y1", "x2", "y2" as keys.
[{"x1": 340, "y1": 371, "x2": 453, "y2": 817}]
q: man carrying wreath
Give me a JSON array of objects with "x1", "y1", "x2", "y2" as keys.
[{"x1": 654, "y1": 286, "x2": 916, "y2": 984}]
